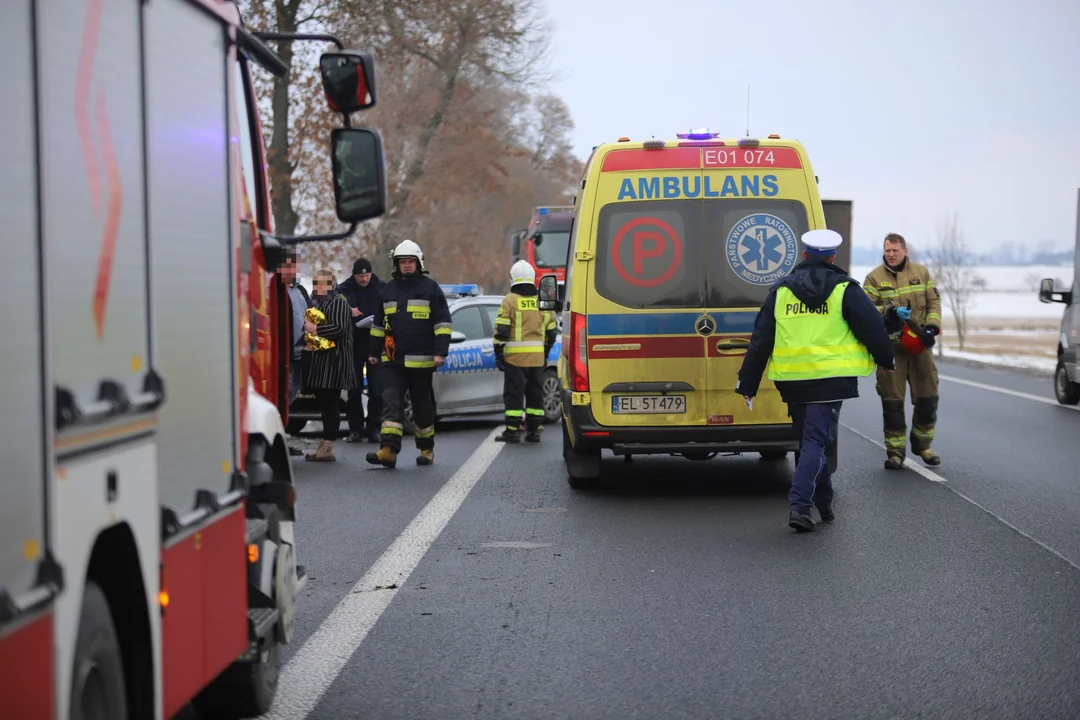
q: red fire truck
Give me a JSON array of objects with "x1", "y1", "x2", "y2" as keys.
[
  {"x1": 509, "y1": 205, "x2": 574, "y2": 287},
  {"x1": 0, "y1": 1, "x2": 386, "y2": 718}
]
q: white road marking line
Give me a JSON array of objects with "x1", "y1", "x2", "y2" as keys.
[
  {"x1": 262, "y1": 428, "x2": 506, "y2": 719},
  {"x1": 939, "y1": 373, "x2": 1079, "y2": 411},
  {"x1": 840, "y1": 422, "x2": 1080, "y2": 573},
  {"x1": 841, "y1": 423, "x2": 946, "y2": 483}
]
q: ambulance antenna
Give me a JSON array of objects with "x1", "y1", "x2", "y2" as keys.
[{"x1": 746, "y1": 84, "x2": 751, "y2": 137}]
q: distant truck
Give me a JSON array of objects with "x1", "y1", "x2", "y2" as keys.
[
  {"x1": 509, "y1": 206, "x2": 574, "y2": 288},
  {"x1": 1038, "y1": 188, "x2": 1080, "y2": 404},
  {"x1": 509, "y1": 201, "x2": 852, "y2": 290}
]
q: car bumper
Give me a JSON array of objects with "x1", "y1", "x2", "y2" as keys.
[{"x1": 562, "y1": 391, "x2": 799, "y2": 455}]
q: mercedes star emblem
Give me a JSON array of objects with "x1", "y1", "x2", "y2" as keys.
[{"x1": 695, "y1": 316, "x2": 716, "y2": 336}]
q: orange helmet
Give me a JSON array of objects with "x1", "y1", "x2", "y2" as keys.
[{"x1": 899, "y1": 321, "x2": 927, "y2": 356}]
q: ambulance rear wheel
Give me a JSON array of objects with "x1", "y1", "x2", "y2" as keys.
[
  {"x1": 1054, "y1": 358, "x2": 1080, "y2": 405},
  {"x1": 70, "y1": 581, "x2": 128, "y2": 720}
]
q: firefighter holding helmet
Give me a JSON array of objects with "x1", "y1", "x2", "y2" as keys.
[
  {"x1": 366, "y1": 239, "x2": 451, "y2": 468},
  {"x1": 493, "y1": 260, "x2": 558, "y2": 443},
  {"x1": 863, "y1": 232, "x2": 943, "y2": 469}
]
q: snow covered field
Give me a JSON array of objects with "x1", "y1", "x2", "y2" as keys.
[
  {"x1": 848, "y1": 264, "x2": 1072, "y2": 321},
  {"x1": 848, "y1": 263, "x2": 1072, "y2": 375}
]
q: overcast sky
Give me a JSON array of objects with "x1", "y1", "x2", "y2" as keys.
[{"x1": 541, "y1": 0, "x2": 1080, "y2": 254}]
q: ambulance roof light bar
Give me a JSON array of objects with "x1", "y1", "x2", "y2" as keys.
[{"x1": 677, "y1": 128, "x2": 721, "y2": 140}]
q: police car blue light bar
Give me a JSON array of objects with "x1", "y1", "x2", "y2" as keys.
[
  {"x1": 441, "y1": 283, "x2": 481, "y2": 296},
  {"x1": 537, "y1": 208, "x2": 549, "y2": 215},
  {"x1": 677, "y1": 128, "x2": 720, "y2": 140}
]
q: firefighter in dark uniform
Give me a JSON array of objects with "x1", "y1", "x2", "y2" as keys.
[
  {"x1": 493, "y1": 260, "x2": 557, "y2": 443},
  {"x1": 365, "y1": 240, "x2": 452, "y2": 468}
]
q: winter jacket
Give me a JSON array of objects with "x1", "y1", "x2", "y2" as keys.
[
  {"x1": 493, "y1": 283, "x2": 558, "y2": 368},
  {"x1": 369, "y1": 272, "x2": 452, "y2": 368},
  {"x1": 863, "y1": 257, "x2": 942, "y2": 336},
  {"x1": 337, "y1": 273, "x2": 385, "y2": 358},
  {"x1": 302, "y1": 291, "x2": 356, "y2": 390},
  {"x1": 737, "y1": 258, "x2": 896, "y2": 405}
]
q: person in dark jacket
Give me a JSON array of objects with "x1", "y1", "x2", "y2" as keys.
[
  {"x1": 737, "y1": 229, "x2": 895, "y2": 532},
  {"x1": 302, "y1": 269, "x2": 356, "y2": 462},
  {"x1": 366, "y1": 240, "x2": 452, "y2": 469},
  {"x1": 338, "y1": 257, "x2": 385, "y2": 444}
]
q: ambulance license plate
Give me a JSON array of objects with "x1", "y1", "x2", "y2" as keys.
[{"x1": 611, "y1": 395, "x2": 686, "y2": 414}]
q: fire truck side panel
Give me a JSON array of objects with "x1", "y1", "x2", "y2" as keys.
[
  {"x1": 0, "y1": 3, "x2": 54, "y2": 717},
  {"x1": 0, "y1": 0, "x2": 48, "y2": 632},
  {"x1": 145, "y1": 0, "x2": 249, "y2": 709},
  {"x1": 146, "y1": 0, "x2": 240, "y2": 521},
  {"x1": 42, "y1": 0, "x2": 150, "y2": 414},
  {"x1": 35, "y1": 0, "x2": 163, "y2": 716},
  {"x1": 53, "y1": 444, "x2": 162, "y2": 720}
]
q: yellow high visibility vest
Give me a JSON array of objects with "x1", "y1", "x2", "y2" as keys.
[{"x1": 767, "y1": 282, "x2": 875, "y2": 381}]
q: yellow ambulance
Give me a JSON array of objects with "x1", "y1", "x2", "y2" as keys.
[{"x1": 537, "y1": 129, "x2": 848, "y2": 487}]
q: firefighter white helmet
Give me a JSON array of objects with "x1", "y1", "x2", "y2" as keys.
[
  {"x1": 510, "y1": 260, "x2": 536, "y2": 286},
  {"x1": 390, "y1": 239, "x2": 426, "y2": 273}
]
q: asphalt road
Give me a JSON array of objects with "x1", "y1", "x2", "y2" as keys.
[{"x1": 254, "y1": 360, "x2": 1080, "y2": 720}]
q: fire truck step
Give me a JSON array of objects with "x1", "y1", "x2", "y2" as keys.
[
  {"x1": 245, "y1": 517, "x2": 269, "y2": 543},
  {"x1": 248, "y1": 607, "x2": 279, "y2": 642}
]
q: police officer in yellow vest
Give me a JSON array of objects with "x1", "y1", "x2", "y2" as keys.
[
  {"x1": 493, "y1": 260, "x2": 558, "y2": 443},
  {"x1": 737, "y1": 229, "x2": 895, "y2": 532}
]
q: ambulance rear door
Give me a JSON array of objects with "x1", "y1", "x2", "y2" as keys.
[
  {"x1": 584, "y1": 147, "x2": 709, "y2": 427},
  {"x1": 701, "y1": 144, "x2": 815, "y2": 427}
]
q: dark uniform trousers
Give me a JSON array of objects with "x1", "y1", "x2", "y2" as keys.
[
  {"x1": 788, "y1": 402, "x2": 841, "y2": 513},
  {"x1": 347, "y1": 359, "x2": 383, "y2": 435},
  {"x1": 380, "y1": 366, "x2": 435, "y2": 453},
  {"x1": 503, "y1": 365, "x2": 545, "y2": 433},
  {"x1": 876, "y1": 348, "x2": 938, "y2": 459}
]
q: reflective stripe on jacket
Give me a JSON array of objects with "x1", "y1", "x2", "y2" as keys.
[
  {"x1": 863, "y1": 258, "x2": 942, "y2": 331},
  {"x1": 767, "y1": 282, "x2": 876, "y2": 381},
  {"x1": 369, "y1": 274, "x2": 451, "y2": 367},
  {"x1": 494, "y1": 288, "x2": 557, "y2": 368}
]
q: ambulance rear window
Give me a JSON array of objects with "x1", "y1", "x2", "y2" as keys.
[
  {"x1": 704, "y1": 199, "x2": 810, "y2": 308},
  {"x1": 593, "y1": 200, "x2": 704, "y2": 309}
]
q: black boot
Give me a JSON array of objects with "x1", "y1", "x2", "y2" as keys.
[
  {"x1": 789, "y1": 510, "x2": 816, "y2": 532},
  {"x1": 816, "y1": 503, "x2": 835, "y2": 522},
  {"x1": 495, "y1": 428, "x2": 522, "y2": 443}
]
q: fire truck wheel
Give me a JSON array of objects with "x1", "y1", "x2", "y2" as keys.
[{"x1": 70, "y1": 581, "x2": 128, "y2": 720}]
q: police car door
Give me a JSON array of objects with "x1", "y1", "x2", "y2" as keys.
[
  {"x1": 702, "y1": 149, "x2": 811, "y2": 427},
  {"x1": 438, "y1": 304, "x2": 499, "y2": 413}
]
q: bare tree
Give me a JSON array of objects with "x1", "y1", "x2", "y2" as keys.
[{"x1": 925, "y1": 212, "x2": 984, "y2": 353}]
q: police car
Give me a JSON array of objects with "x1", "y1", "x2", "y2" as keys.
[{"x1": 286, "y1": 284, "x2": 562, "y2": 435}]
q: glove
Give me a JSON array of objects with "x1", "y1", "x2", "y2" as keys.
[
  {"x1": 920, "y1": 327, "x2": 936, "y2": 348},
  {"x1": 896, "y1": 307, "x2": 911, "y2": 321}
]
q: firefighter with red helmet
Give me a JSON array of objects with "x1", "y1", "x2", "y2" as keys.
[{"x1": 863, "y1": 232, "x2": 942, "y2": 469}]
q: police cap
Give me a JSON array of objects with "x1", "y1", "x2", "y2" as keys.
[{"x1": 802, "y1": 229, "x2": 843, "y2": 255}]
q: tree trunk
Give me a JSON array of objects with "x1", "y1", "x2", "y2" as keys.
[
  {"x1": 378, "y1": 53, "x2": 464, "y2": 258},
  {"x1": 269, "y1": 0, "x2": 301, "y2": 237}
]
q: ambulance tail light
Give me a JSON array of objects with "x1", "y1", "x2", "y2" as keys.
[{"x1": 569, "y1": 312, "x2": 589, "y2": 392}]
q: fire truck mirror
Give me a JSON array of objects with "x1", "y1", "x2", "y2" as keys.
[
  {"x1": 320, "y1": 50, "x2": 377, "y2": 113},
  {"x1": 331, "y1": 127, "x2": 387, "y2": 224}
]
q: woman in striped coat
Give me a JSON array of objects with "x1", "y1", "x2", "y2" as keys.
[{"x1": 303, "y1": 269, "x2": 356, "y2": 461}]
